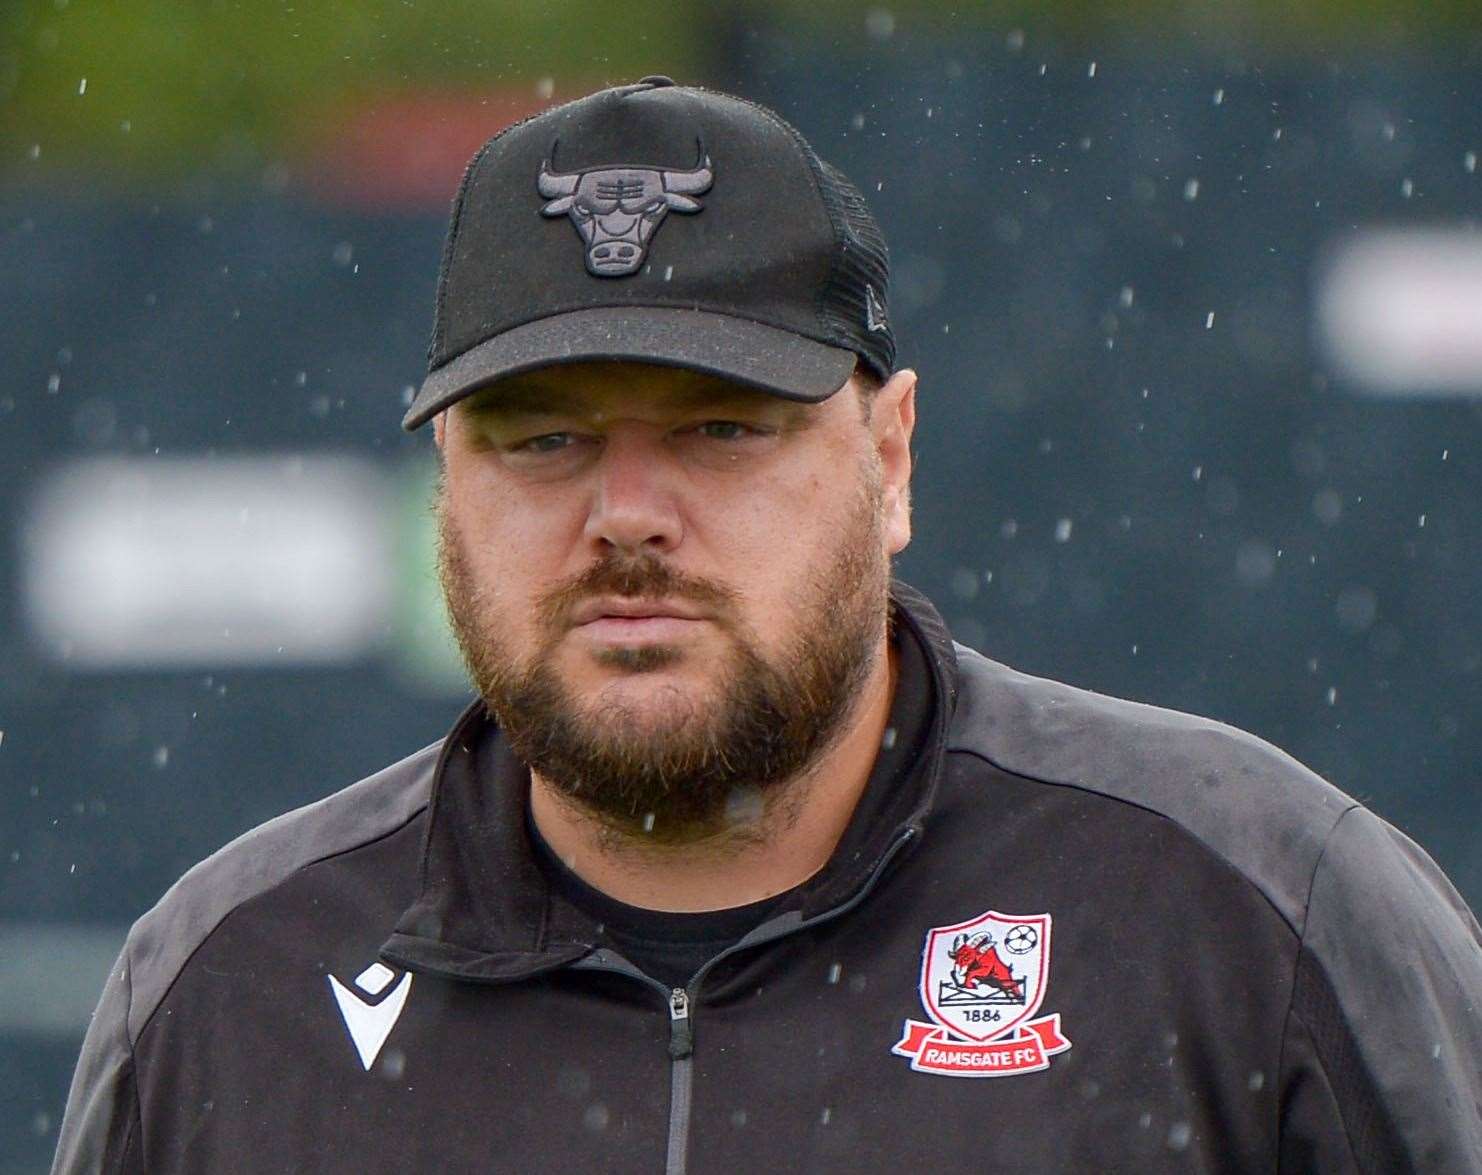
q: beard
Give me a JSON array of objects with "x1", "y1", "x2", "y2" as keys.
[{"x1": 436, "y1": 465, "x2": 890, "y2": 845}]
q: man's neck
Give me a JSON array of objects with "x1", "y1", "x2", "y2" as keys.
[{"x1": 527, "y1": 637, "x2": 899, "y2": 913}]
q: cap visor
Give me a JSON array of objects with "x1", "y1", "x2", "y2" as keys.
[{"x1": 402, "y1": 306, "x2": 859, "y2": 430}]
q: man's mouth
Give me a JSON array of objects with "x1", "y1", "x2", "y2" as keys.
[{"x1": 569, "y1": 597, "x2": 710, "y2": 642}]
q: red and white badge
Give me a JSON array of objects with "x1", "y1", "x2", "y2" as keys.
[{"x1": 892, "y1": 909, "x2": 1072, "y2": 1078}]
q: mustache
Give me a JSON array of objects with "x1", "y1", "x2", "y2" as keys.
[{"x1": 537, "y1": 555, "x2": 738, "y2": 630}]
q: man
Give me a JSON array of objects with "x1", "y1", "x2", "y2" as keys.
[{"x1": 55, "y1": 77, "x2": 1482, "y2": 1173}]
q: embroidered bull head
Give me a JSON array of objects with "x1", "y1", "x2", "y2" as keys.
[{"x1": 537, "y1": 140, "x2": 713, "y2": 276}]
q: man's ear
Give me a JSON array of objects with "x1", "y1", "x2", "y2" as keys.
[{"x1": 872, "y1": 368, "x2": 917, "y2": 556}]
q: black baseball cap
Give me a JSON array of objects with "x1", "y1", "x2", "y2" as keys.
[{"x1": 402, "y1": 76, "x2": 895, "y2": 430}]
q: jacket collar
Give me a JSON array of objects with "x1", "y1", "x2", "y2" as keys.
[{"x1": 380, "y1": 580, "x2": 959, "y2": 983}]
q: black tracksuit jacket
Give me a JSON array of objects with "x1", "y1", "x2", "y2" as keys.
[{"x1": 53, "y1": 584, "x2": 1482, "y2": 1172}]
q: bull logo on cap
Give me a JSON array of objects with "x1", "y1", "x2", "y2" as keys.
[{"x1": 538, "y1": 139, "x2": 713, "y2": 277}]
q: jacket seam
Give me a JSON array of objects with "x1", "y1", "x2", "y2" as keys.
[
  {"x1": 947, "y1": 744, "x2": 1349, "y2": 942},
  {"x1": 121, "y1": 940, "x2": 144, "y2": 1168},
  {"x1": 1275, "y1": 802, "x2": 1366, "y2": 1171},
  {"x1": 131, "y1": 804, "x2": 427, "y2": 1045}
]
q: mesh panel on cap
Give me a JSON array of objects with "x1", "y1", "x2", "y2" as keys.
[{"x1": 812, "y1": 157, "x2": 895, "y2": 382}]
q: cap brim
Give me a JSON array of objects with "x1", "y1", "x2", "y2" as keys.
[{"x1": 402, "y1": 306, "x2": 859, "y2": 430}]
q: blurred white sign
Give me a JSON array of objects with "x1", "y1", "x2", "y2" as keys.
[
  {"x1": 24, "y1": 455, "x2": 394, "y2": 667},
  {"x1": 1317, "y1": 228, "x2": 1482, "y2": 396}
]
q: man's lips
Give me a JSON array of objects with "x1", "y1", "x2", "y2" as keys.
[
  {"x1": 568, "y1": 597, "x2": 712, "y2": 644},
  {"x1": 569, "y1": 597, "x2": 709, "y2": 626}
]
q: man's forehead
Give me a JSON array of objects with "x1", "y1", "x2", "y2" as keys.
[{"x1": 460, "y1": 362, "x2": 810, "y2": 417}]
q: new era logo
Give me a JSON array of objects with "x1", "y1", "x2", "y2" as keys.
[{"x1": 328, "y1": 962, "x2": 413, "y2": 1071}]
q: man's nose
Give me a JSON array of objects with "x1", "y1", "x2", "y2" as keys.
[{"x1": 582, "y1": 430, "x2": 683, "y2": 555}]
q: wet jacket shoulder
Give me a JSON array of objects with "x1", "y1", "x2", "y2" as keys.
[
  {"x1": 50, "y1": 741, "x2": 439, "y2": 1174},
  {"x1": 946, "y1": 643, "x2": 1482, "y2": 1171}
]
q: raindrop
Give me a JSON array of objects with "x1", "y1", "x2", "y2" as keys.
[
  {"x1": 1335, "y1": 586, "x2": 1378, "y2": 632},
  {"x1": 641, "y1": 812, "x2": 656, "y2": 833},
  {"x1": 730, "y1": 1109, "x2": 748, "y2": 1127},
  {"x1": 1248, "y1": 1070, "x2": 1266, "y2": 1091},
  {"x1": 582, "y1": 1103, "x2": 611, "y2": 1132},
  {"x1": 1400, "y1": 178, "x2": 1414, "y2": 198},
  {"x1": 1138, "y1": 1112, "x2": 1153, "y2": 1129},
  {"x1": 1213, "y1": 88, "x2": 1225, "y2": 106},
  {"x1": 77, "y1": 77, "x2": 87, "y2": 95},
  {"x1": 1054, "y1": 518, "x2": 1073, "y2": 543},
  {"x1": 1466, "y1": 152, "x2": 1477, "y2": 174},
  {"x1": 1183, "y1": 178, "x2": 1200, "y2": 201},
  {"x1": 1204, "y1": 311, "x2": 1215, "y2": 329},
  {"x1": 152, "y1": 746, "x2": 170, "y2": 768},
  {"x1": 881, "y1": 726, "x2": 897, "y2": 750},
  {"x1": 1326, "y1": 686, "x2": 1338, "y2": 706},
  {"x1": 849, "y1": 112, "x2": 866, "y2": 131},
  {"x1": 28, "y1": 144, "x2": 41, "y2": 160},
  {"x1": 999, "y1": 519, "x2": 1019, "y2": 539},
  {"x1": 31, "y1": 1111, "x2": 52, "y2": 1136},
  {"x1": 332, "y1": 242, "x2": 354, "y2": 267},
  {"x1": 663, "y1": 265, "x2": 674, "y2": 281},
  {"x1": 724, "y1": 786, "x2": 763, "y2": 825},
  {"x1": 294, "y1": 371, "x2": 308, "y2": 387},
  {"x1": 380, "y1": 1048, "x2": 406, "y2": 1079},
  {"x1": 120, "y1": 119, "x2": 131, "y2": 134},
  {"x1": 819, "y1": 1107, "x2": 833, "y2": 1126},
  {"x1": 950, "y1": 567, "x2": 980, "y2": 600},
  {"x1": 46, "y1": 373, "x2": 61, "y2": 394},
  {"x1": 1167, "y1": 1121, "x2": 1192, "y2": 1150},
  {"x1": 1312, "y1": 489, "x2": 1342, "y2": 526},
  {"x1": 1119, "y1": 286, "x2": 1135, "y2": 308},
  {"x1": 1087, "y1": 61, "x2": 1097, "y2": 78},
  {"x1": 308, "y1": 394, "x2": 331, "y2": 418},
  {"x1": 864, "y1": 9, "x2": 895, "y2": 40},
  {"x1": 826, "y1": 962, "x2": 842, "y2": 984},
  {"x1": 1192, "y1": 465, "x2": 1203, "y2": 481},
  {"x1": 536, "y1": 77, "x2": 555, "y2": 100},
  {"x1": 401, "y1": 385, "x2": 416, "y2": 407},
  {"x1": 1417, "y1": 513, "x2": 1426, "y2": 528},
  {"x1": 1235, "y1": 540, "x2": 1276, "y2": 586}
]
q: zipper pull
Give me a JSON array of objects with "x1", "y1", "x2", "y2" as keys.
[{"x1": 668, "y1": 987, "x2": 693, "y2": 1059}]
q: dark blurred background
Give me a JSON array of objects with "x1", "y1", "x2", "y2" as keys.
[{"x1": 3, "y1": 2, "x2": 1480, "y2": 1169}]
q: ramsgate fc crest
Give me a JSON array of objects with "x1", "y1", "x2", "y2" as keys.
[{"x1": 892, "y1": 909, "x2": 1072, "y2": 1078}]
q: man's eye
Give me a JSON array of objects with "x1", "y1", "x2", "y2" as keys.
[
  {"x1": 697, "y1": 421, "x2": 752, "y2": 441},
  {"x1": 512, "y1": 432, "x2": 573, "y2": 454}
]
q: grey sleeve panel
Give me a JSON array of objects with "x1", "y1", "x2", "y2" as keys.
[
  {"x1": 50, "y1": 947, "x2": 142, "y2": 1174},
  {"x1": 1291, "y1": 805, "x2": 1482, "y2": 1170},
  {"x1": 123, "y1": 738, "x2": 441, "y2": 1041},
  {"x1": 948, "y1": 643, "x2": 1355, "y2": 932}
]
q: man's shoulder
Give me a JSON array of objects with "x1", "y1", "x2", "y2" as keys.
[
  {"x1": 946, "y1": 643, "x2": 1356, "y2": 932},
  {"x1": 119, "y1": 737, "x2": 442, "y2": 1042}
]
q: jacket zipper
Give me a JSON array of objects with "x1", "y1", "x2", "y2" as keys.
[
  {"x1": 567, "y1": 826, "x2": 919, "y2": 1175},
  {"x1": 666, "y1": 987, "x2": 693, "y2": 1175}
]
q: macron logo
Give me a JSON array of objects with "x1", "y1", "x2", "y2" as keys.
[{"x1": 328, "y1": 962, "x2": 413, "y2": 1071}]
